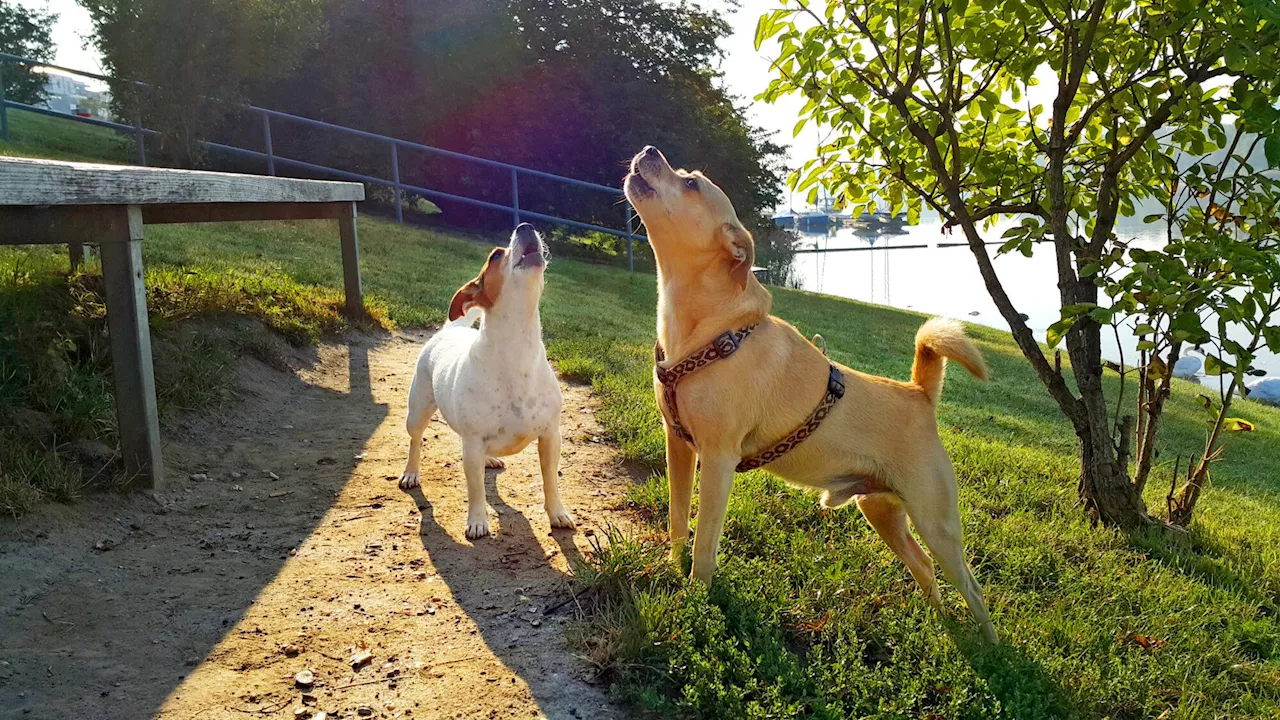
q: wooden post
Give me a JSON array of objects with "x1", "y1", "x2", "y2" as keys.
[
  {"x1": 69, "y1": 240, "x2": 84, "y2": 271},
  {"x1": 338, "y1": 201, "x2": 363, "y2": 317},
  {"x1": 262, "y1": 112, "x2": 275, "y2": 176},
  {"x1": 391, "y1": 142, "x2": 402, "y2": 224},
  {"x1": 98, "y1": 205, "x2": 163, "y2": 489}
]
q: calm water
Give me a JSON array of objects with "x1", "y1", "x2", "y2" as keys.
[{"x1": 788, "y1": 214, "x2": 1280, "y2": 380}]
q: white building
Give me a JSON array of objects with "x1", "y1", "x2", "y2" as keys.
[{"x1": 41, "y1": 73, "x2": 112, "y2": 120}]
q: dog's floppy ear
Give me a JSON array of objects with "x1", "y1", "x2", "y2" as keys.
[
  {"x1": 447, "y1": 248, "x2": 506, "y2": 320},
  {"x1": 719, "y1": 223, "x2": 755, "y2": 290}
]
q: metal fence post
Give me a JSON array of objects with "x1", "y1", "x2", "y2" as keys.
[
  {"x1": 625, "y1": 204, "x2": 635, "y2": 272},
  {"x1": 510, "y1": 168, "x2": 521, "y2": 227},
  {"x1": 391, "y1": 142, "x2": 402, "y2": 223},
  {"x1": 0, "y1": 63, "x2": 8, "y2": 142},
  {"x1": 132, "y1": 86, "x2": 146, "y2": 166},
  {"x1": 262, "y1": 111, "x2": 275, "y2": 176}
]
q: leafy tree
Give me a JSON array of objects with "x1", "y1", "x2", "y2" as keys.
[
  {"x1": 1103, "y1": 128, "x2": 1280, "y2": 526},
  {"x1": 79, "y1": 0, "x2": 326, "y2": 164},
  {"x1": 757, "y1": 0, "x2": 1280, "y2": 527},
  {"x1": 0, "y1": 1, "x2": 56, "y2": 105}
]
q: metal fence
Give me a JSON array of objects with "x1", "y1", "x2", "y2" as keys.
[{"x1": 0, "y1": 52, "x2": 645, "y2": 270}]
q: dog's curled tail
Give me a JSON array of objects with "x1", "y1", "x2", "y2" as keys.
[{"x1": 912, "y1": 318, "x2": 989, "y2": 405}]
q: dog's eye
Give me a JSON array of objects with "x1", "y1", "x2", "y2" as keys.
[{"x1": 684, "y1": 177, "x2": 698, "y2": 191}]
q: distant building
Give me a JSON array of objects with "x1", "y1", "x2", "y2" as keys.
[{"x1": 41, "y1": 73, "x2": 112, "y2": 121}]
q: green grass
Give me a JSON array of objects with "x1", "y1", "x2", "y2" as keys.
[
  {"x1": 5, "y1": 127, "x2": 1280, "y2": 717},
  {"x1": 0, "y1": 243, "x2": 389, "y2": 516},
  {"x1": 9, "y1": 216, "x2": 1277, "y2": 717},
  {"x1": 0, "y1": 107, "x2": 134, "y2": 163}
]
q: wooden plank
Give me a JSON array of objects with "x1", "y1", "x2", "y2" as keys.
[
  {"x1": 98, "y1": 205, "x2": 164, "y2": 490},
  {"x1": 0, "y1": 157, "x2": 365, "y2": 207},
  {"x1": 141, "y1": 201, "x2": 349, "y2": 224},
  {"x1": 69, "y1": 240, "x2": 84, "y2": 271},
  {"x1": 0, "y1": 205, "x2": 131, "y2": 246},
  {"x1": 338, "y1": 202, "x2": 363, "y2": 317}
]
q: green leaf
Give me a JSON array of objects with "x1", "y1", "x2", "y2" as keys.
[
  {"x1": 1046, "y1": 318, "x2": 1074, "y2": 349},
  {"x1": 1203, "y1": 353, "x2": 1233, "y2": 376},
  {"x1": 1265, "y1": 134, "x2": 1280, "y2": 169},
  {"x1": 1197, "y1": 394, "x2": 1218, "y2": 420},
  {"x1": 1134, "y1": 323, "x2": 1155, "y2": 336}
]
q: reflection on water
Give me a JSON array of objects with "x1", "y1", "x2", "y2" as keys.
[{"x1": 789, "y1": 214, "x2": 1279, "y2": 379}]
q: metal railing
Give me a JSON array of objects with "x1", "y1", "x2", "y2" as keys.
[{"x1": 0, "y1": 52, "x2": 645, "y2": 270}]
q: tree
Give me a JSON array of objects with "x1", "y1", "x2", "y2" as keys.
[
  {"x1": 757, "y1": 0, "x2": 1280, "y2": 527},
  {"x1": 0, "y1": 1, "x2": 56, "y2": 105},
  {"x1": 79, "y1": 0, "x2": 326, "y2": 164},
  {"x1": 255, "y1": 0, "x2": 787, "y2": 238},
  {"x1": 1102, "y1": 127, "x2": 1280, "y2": 526}
]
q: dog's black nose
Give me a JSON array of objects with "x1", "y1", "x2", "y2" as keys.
[
  {"x1": 513, "y1": 222, "x2": 537, "y2": 241},
  {"x1": 641, "y1": 145, "x2": 659, "y2": 158}
]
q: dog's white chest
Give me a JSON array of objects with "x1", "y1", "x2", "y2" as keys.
[{"x1": 446, "y1": 362, "x2": 560, "y2": 456}]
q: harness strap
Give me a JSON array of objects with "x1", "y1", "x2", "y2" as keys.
[{"x1": 654, "y1": 326, "x2": 845, "y2": 473}]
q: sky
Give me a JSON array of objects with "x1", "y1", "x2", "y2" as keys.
[{"x1": 11, "y1": 0, "x2": 104, "y2": 74}]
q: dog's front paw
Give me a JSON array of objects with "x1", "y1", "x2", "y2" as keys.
[
  {"x1": 465, "y1": 515, "x2": 491, "y2": 540},
  {"x1": 546, "y1": 505, "x2": 576, "y2": 530},
  {"x1": 399, "y1": 471, "x2": 421, "y2": 490},
  {"x1": 484, "y1": 457, "x2": 506, "y2": 469}
]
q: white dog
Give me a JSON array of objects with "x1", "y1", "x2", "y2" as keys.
[{"x1": 399, "y1": 223, "x2": 574, "y2": 539}]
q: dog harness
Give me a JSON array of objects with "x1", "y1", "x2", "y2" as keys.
[{"x1": 654, "y1": 325, "x2": 845, "y2": 472}]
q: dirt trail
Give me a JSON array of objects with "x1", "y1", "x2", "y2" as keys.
[{"x1": 1, "y1": 330, "x2": 637, "y2": 720}]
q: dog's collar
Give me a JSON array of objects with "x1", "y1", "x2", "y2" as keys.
[{"x1": 654, "y1": 325, "x2": 845, "y2": 473}]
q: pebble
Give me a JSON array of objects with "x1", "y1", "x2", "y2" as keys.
[{"x1": 190, "y1": 473, "x2": 208, "y2": 482}]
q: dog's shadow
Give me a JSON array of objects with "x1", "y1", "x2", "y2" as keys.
[
  {"x1": 402, "y1": 465, "x2": 607, "y2": 717},
  {"x1": 943, "y1": 617, "x2": 1075, "y2": 718}
]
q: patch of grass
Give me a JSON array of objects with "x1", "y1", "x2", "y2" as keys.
[
  {"x1": 0, "y1": 107, "x2": 133, "y2": 163},
  {"x1": 79, "y1": 213, "x2": 1280, "y2": 718},
  {"x1": 6, "y1": 129, "x2": 1280, "y2": 715},
  {"x1": 0, "y1": 245, "x2": 390, "y2": 516}
]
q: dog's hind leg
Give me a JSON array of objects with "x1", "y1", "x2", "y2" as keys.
[
  {"x1": 855, "y1": 493, "x2": 940, "y2": 608},
  {"x1": 399, "y1": 370, "x2": 436, "y2": 490},
  {"x1": 899, "y1": 461, "x2": 998, "y2": 644}
]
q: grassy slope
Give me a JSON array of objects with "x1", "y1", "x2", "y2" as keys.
[
  {"x1": 13, "y1": 217, "x2": 1277, "y2": 718},
  {"x1": 0, "y1": 107, "x2": 133, "y2": 163},
  {"x1": 4, "y1": 121, "x2": 1280, "y2": 716}
]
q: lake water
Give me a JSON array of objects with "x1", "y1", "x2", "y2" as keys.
[{"x1": 787, "y1": 214, "x2": 1280, "y2": 381}]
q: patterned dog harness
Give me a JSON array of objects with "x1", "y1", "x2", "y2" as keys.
[{"x1": 654, "y1": 325, "x2": 845, "y2": 473}]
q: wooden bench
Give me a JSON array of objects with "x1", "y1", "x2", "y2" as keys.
[{"x1": 0, "y1": 157, "x2": 367, "y2": 490}]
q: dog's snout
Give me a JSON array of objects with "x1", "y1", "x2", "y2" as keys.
[
  {"x1": 632, "y1": 145, "x2": 667, "y2": 175},
  {"x1": 514, "y1": 222, "x2": 537, "y2": 242}
]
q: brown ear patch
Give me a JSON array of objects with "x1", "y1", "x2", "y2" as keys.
[
  {"x1": 720, "y1": 224, "x2": 755, "y2": 290},
  {"x1": 447, "y1": 248, "x2": 507, "y2": 320}
]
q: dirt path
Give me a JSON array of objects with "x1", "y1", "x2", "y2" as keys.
[{"x1": 1, "y1": 330, "x2": 637, "y2": 720}]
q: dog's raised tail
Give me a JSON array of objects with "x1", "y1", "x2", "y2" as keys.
[{"x1": 912, "y1": 318, "x2": 989, "y2": 405}]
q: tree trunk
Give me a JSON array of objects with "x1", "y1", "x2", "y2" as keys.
[
  {"x1": 1064, "y1": 280, "x2": 1153, "y2": 528},
  {"x1": 1077, "y1": 418, "x2": 1151, "y2": 528}
]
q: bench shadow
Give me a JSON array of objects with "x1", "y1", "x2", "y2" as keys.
[
  {"x1": 403, "y1": 460, "x2": 613, "y2": 719},
  {"x1": 0, "y1": 335, "x2": 388, "y2": 719}
]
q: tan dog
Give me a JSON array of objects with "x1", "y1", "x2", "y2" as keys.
[{"x1": 624, "y1": 146, "x2": 997, "y2": 643}]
